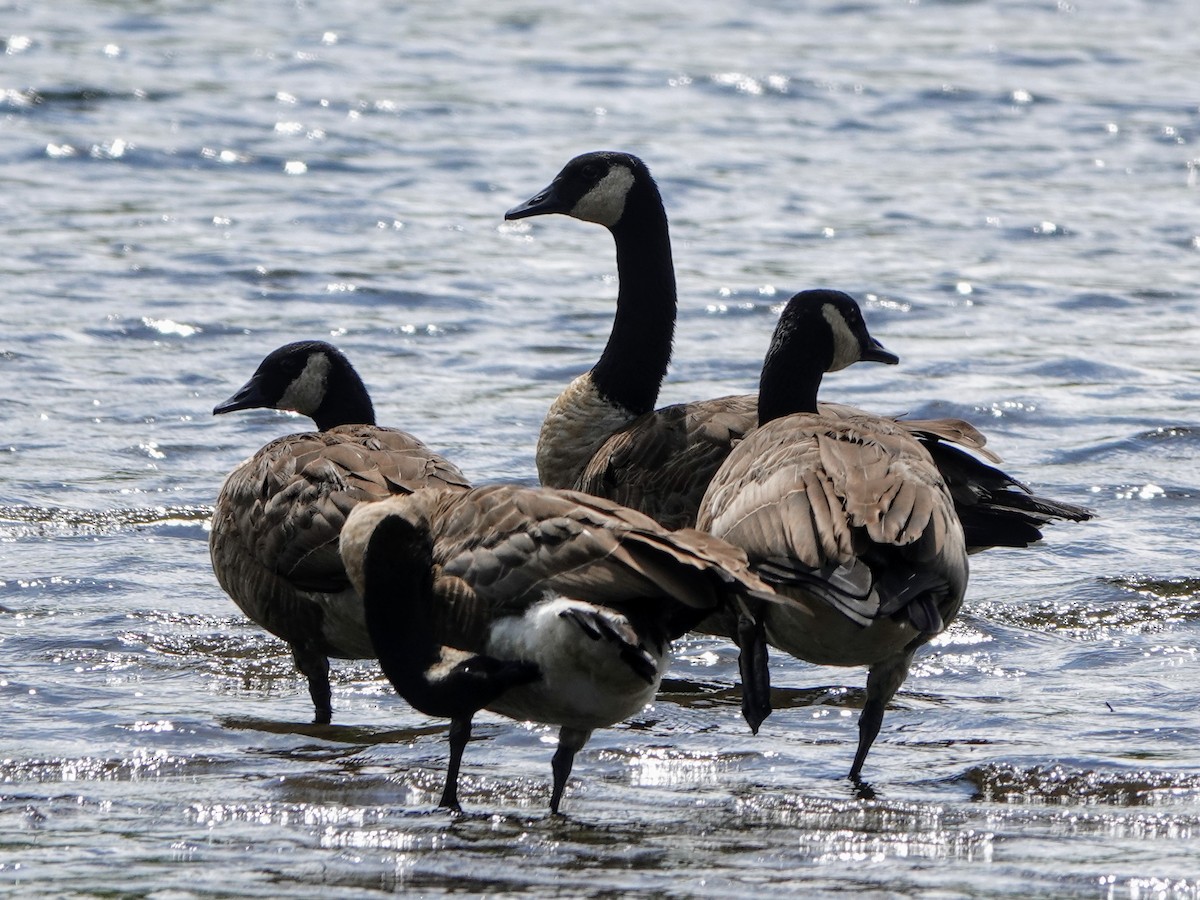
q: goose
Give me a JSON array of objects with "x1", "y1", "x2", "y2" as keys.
[
  {"x1": 209, "y1": 340, "x2": 470, "y2": 724},
  {"x1": 339, "y1": 483, "x2": 778, "y2": 813},
  {"x1": 696, "y1": 289, "x2": 969, "y2": 778},
  {"x1": 505, "y1": 150, "x2": 1092, "y2": 543}
]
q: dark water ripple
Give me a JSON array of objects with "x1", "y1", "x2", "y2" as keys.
[{"x1": 965, "y1": 763, "x2": 1200, "y2": 807}]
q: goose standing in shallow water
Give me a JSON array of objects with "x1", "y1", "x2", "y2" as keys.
[
  {"x1": 210, "y1": 340, "x2": 470, "y2": 724},
  {"x1": 339, "y1": 483, "x2": 778, "y2": 814},
  {"x1": 697, "y1": 290, "x2": 969, "y2": 779},
  {"x1": 505, "y1": 150, "x2": 1092, "y2": 543}
]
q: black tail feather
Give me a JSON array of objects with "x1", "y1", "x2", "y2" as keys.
[{"x1": 922, "y1": 439, "x2": 1094, "y2": 552}]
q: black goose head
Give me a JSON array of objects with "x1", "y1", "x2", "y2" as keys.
[
  {"x1": 505, "y1": 151, "x2": 676, "y2": 418},
  {"x1": 758, "y1": 289, "x2": 899, "y2": 425},
  {"x1": 505, "y1": 151, "x2": 660, "y2": 230},
  {"x1": 213, "y1": 340, "x2": 375, "y2": 431}
]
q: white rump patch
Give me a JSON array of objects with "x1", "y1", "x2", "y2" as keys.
[
  {"x1": 483, "y1": 597, "x2": 665, "y2": 728},
  {"x1": 278, "y1": 351, "x2": 331, "y2": 415},
  {"x1": 570, "y1": 165, "x2": 636, "y2": 227}
]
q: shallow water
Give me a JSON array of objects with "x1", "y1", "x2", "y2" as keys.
[{"x1": 2, "y1": 0, "x2": 1199, "y2": 896}]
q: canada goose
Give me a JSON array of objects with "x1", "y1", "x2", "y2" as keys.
[
  {"x1": 339, "y1": 483, "x2": 777, "y2": 813},
  {"x1": 696, "y1": 289, "x2": 970, "y2": 778},
  {"x1": 505, "y1": 151, "x2": 1092, "y2": 542},
  {"x1": 209, "y1": 340, "x2": 470, "y2": 724}
]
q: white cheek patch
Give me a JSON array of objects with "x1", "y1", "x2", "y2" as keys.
[
  {"x1": 823, "y1": 304, "x2": 863, "y2": 371},
  {"x1": 277, "y1": 352, "x2": 331, "y2": 415},
  {"x1": 570, "y1": 165, "x2": 636, "y2": 226}
]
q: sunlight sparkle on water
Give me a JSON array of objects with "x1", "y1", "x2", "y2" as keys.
[
  {"x1": 142, "y1": 317, "x2": 199, "y2": 337},
  {"x1": 1115, "y1": 484, "x2": 1166, "y2": 501},
  {"x1": 628, "y1": 748, "x2": 725, "y2": 788}
]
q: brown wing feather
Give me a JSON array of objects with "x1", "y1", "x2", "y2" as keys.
[
  {"x1": 385, "y1": 485, "x2": 769, "y2": 628},
  {"x1": 212, "y1": 427, "x2": 470, "y2": 599},
  {"x1": 700, "y1": 414, "x2": 963, "y2": 570},
  {"x1": 425, "y1": 569, "x2": 494, "y2": 653},
  {"x1": 571, "y1": 392, "x2": 1093, "y2": 550},
  {"x1": 575, "y1": 394, "x2": 758, "y2": 529}
]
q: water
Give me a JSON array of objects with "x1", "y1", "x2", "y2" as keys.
[{"x1": 2, "y1": 0, "x2": 1199, "y2": 895}]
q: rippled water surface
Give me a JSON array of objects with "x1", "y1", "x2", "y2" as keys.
[{"x1": 3, "y1": 0, "x2": 1200, "y2": 896}]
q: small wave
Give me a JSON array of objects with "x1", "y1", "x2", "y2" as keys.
[
  {"x1": 1056, "y1": 292, "x2": 1134, "y2": 311},
  {"x1": 1134, "y1": 425, "x2": 1200, "y2": 445},
  {"x1": 1021, "y1": 357, "x2": 1133, "y2": 381},
  {"x1": 1110, "y1": 574, "x2": 1200, "y2": 600},
  {"x1": 1057, "y1": 426, "x2": 1200, "y2": 466},
  {"x1": 993, "y1": 588, "x2": 1200, "y2": 637},
  {"x1": 963, "y1": 762, "x2": 1200, "y2": 807},
  {"x1": 994, "y1": 50, "x2": 1095, "y2": 70},
  {"x1": 1002, "y1": 221, "x2": 1076, "y2": 241},
  {"x1": 0, "y1": 749, "x2": 205, "y2": 784},
  {"x1": 10, "y1": 86, "x2": 169, "y2": 108},
  {"x1": 185, "y1": 794, "x2": 394, "y2": 832},
  {"x1": 734, "y1": 792, "x2": 994, "y2": 861},
  {"x1": 594, "y1": 745, "x2": 757, "y2": 790},
  {"x1": 0, "y1": 504, "x2": 212, "y2": 538},
  {"x1": 222, "y1": 716, "x2": 442, "y2": 747},
  {"x1": 87, "y1": 315, "x2": 204, "y2": 341}
]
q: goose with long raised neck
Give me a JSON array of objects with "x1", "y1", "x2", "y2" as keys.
[{"x1": 505, "y1": 150, "x2": 1093, "y2": 543}]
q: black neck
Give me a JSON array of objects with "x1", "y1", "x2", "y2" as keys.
[
  {"x1": 756, "y1": 328, "x2": 826, "y2": 426},
  {"x1": 360, "y1": 511, "x2": 540, "y2": 719},
  {"x1": 589, "y1": 189, "x2": 677, "y2": 416},
  {"x1": 312, "y1": 363, "x2": 376, "y2": 431},
  {"x1": 361, "y1": 516, "x2": 442, "y2": 697}
]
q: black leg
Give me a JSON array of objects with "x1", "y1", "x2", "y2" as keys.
[
  {"x1": 848, "y1": 649, "x2": 915, "y2": 780},
  {"x1": 440, "y1": 716, "x2": 471, "y2": 812},
  {"x1": 291, "y1": 644, "x2": 332, "y2": 725},
  {"x1": 735, "y1": 600, "x2": 771, "y2": 735},
  {"x1": 850, "y1": 695, "x2": 885, "y2": 780},
  {"x1": 550, "y1": 727, "x2": 591, "y2": 815}
]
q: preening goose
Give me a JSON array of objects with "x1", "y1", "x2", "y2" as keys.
[
  {"x1": 505, "y1": 150, "x2": 1092, "y2": 542},
  {"x1": 209, "y1": 340, "x2": 470, "y2": 724},
  {"x1": 339, "y1": 483, "x2": 777, "y2": 813},
  {"x1": 696, "y1": 290, "x2": 969, "y2": 778}
]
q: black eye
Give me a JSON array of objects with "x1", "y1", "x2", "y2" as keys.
[{"x1": 580, "y1": 163, "x2": 600, "y2": 180}]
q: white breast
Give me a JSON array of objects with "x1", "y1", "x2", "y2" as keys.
[{"x1": 536, "y1": 374, "x2": 637, "y2": 488}]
